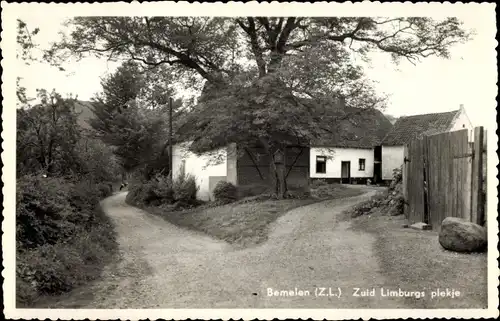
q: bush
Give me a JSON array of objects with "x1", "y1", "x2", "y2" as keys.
[
  {"x1": 126, "y1": 171, "x2": 199, "y2": 208},
  {"x1": 350, "y1": 199, "x2": 374, "y2": 218},
  {"x1": 16, "y1": 175, "x2": 74, "y2": 249},
  {"x1": 17, "y1": 218, "x2": 118, "y2": 306},
  {"x1": 390, "y1": 166, "x2": 402, "y2": 190},
  {"x1": 213, "y1": 181, "x2": 238, "y2": 204},
  {"x1": 172, "y1": 173, "x2": 198, "y2": 202},
  {"x1": 16, "y1": 174, "x2": 118, "y2": 306},
  {"x1": 97, "y1": 182, "x2": 113, "y2": 198}
]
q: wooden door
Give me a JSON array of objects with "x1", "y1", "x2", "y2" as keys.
[{"x1": 341, "y1": 161, "x2": 351, "y2": 184}]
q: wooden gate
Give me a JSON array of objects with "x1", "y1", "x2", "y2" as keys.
[
  {"x1": 426, "y1": 130, "x2": 471, "y2": 230},
  {"x1": 404, "y1": 127, "x2": 485, "y2": 231},
  {"x1": 403, "y1": 138, "x2": 426, "y2": 224}
]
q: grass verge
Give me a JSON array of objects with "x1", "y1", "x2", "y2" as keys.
[
  {"x1": 348, "y1": 210, "x2": 487, "y2": 308},
  {"x1": 132, "y1": 184, "x2": 364, "y2": 248}
]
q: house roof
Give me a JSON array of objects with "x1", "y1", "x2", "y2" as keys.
[
  {"x1": 311, "y1": 107, "x2": 394, "y2": 149},
  {"x1": 381, "y1": 109, "x2": 460, "y2": 146}
]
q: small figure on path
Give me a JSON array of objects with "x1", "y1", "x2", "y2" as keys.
[{"x1": 120, "y1": 182, "x2": 128, "y2": 191}]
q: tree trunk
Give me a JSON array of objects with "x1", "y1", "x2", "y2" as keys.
[{"x1": 269, "y1": 150, "x2": 287, "y2": 199}]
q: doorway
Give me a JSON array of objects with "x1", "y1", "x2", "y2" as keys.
[{"x1": 341, "y1": 161, "x2": 351, "y2": 184}]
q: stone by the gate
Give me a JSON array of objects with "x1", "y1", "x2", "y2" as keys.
[
  {"x1": 439, "y1": 217, "x2": 487, "y2": 253},
  {"x1": 410, "y1": 222, "x2": 432, "y2": 230}
]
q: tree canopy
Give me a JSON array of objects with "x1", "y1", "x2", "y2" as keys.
[{"x1": 89, "y1": 60, "x2": 183, "y2": 179}]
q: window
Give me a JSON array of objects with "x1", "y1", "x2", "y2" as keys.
[
  {"x1": 316, "y1": 156, "x2": 326, "y2": 173},
  {"x1": 359, "y1": 158, "x2": 366, "y2": 171}
]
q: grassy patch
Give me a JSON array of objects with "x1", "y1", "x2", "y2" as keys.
[
  {"x1": 349, "y1": 211, "x2": 487, "y2": 308},
  {"x1": 136, "y1": 184, "x2": 364, "y2": 248}
]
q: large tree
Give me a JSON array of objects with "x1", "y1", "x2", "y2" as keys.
[
  {"x1": 17, "y1": 90, "x2": 81, "y2": 177},
  {"x1": 51, "y1": 16, "x2": 471, "y2": 197},
  {"x1": 90, "y1": 61, "x2": 183, "y2": 180}
]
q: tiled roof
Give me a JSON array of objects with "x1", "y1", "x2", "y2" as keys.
[
  {"x1": 381, "y1": 110, "x2": 459, "y2": 146},
  {"x1": 311, "y1": 107, "x2": 394, "y2": 149}
]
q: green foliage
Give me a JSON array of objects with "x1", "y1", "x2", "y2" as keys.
[
  {"x1": 89, "y1": 61, "x2": 183, "y2": 178},
  {"x1": 16, "y1": 90, "x2": 120, "y2": 184},
  {"x1": 127, "y1": 170, "x2": 199, "y2": 209},
  {"x1": 16, "y1": 90, "x2": 81, "y2": 177},
  {"x1": 16, "y1": 175, "x2": 105, "y2": 249},
  {"x1": 16, "y1": 175, "x2": 74, "y2": 249},
  {"x1": 390, "y1": 166, "x2": 403, "y2": 191},
  {"x1": 213, "y1": 181, "x2": 238, "y2": 204},
  {"x1": 172, "y1": 172, "x2": 199, "y2": 204},
  {"x1": 16, "y1": 175, "x2": 118, "y2": 306},
  {"x1": 75, "y1": 138, "x2": 121, "y2": 184},
  {"x1": 17, "y1": 19, "x2": 40, "y2": 63},
  {"x1": 97, "y1": 182, "x2": 113, "y2": 198},
  {"x1": 16, "y1": 206, "x2": 117, "y2": 305}
]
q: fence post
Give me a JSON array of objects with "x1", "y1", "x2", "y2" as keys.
[
  {"x1": 471, "y1": 126, "x2": 485, "y2": 225},
  {"x1": 422, "y1": 136, "x2": 431, "y2": 224},
  {"x1": 403, "y1": 145, "x2": 409, "y2": 219}
]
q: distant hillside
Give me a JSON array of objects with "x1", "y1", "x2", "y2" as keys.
[
  {"x1": 384, "y1": 114, "x2": 399, "y2": 125},
  {"x1": 73, "y1": 100, "x2": 96, "y2": 130}
]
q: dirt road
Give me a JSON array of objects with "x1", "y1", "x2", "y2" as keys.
[{"x1": 50, "y1": 188, "x2": 409, "y2": 308}]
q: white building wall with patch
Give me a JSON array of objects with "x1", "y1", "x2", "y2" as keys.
[{"x1": 172, "y1": 142, "x2": 227, "y2": 201}]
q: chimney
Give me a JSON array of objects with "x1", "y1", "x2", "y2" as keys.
[{"x1": 459, "y1": 103, "x2": 465, "y2": 110}]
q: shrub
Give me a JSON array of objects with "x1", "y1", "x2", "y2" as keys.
[
  {"x1": 389, "y1": 194, "x2": 405, "y2": 216},
  {"x1": 68, "y1": 181, "x2": 100, "y2": 212},
  {"x1": 126, "y1": 171, "x2": 199, "y2": 208},
  {"x1": 350, "y1": 200, "x2": 373, "y2": 218},
  {"x1": 390, "y1": 166, "x2": 403, "y2": 190},
  {"x1": 172, "y1": 173, "x2": 198, "y2": 204},
  {"x1": 17, "y1": 220, "x2": 118, "y2": 306},
  {"x1": 97, "y1": 182, "x2": 113, "y2": 198},
  {"x1": 16, "y1": 175, "x2": 74, "y2": 249},
  {"x1": 126, "y1": 174, "x2": 174, "y2": 206},
  {"x1": 150, "y1": 173, "x2": 175, "y2": 205},
  {"x1": 16, "y1": 174, "x2": 118, "y2": 306},
  {"x1": 213, "y1": 181, "x2": 238, "y2": 204}
]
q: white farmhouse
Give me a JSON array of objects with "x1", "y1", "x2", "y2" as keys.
[
  {"x1": 380, "y1": 105, "x2": 473, "y2": 181},
  {"x1": 310, "y1": 107, "x2": 393, "y2": 184}
]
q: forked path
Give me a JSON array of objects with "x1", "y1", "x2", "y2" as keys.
[{"x1": 50, "y1": 188, "x2": 408, "y2": 308}]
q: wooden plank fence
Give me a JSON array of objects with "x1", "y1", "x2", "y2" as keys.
[{"x1": 403, "y1": 127, "x2": 486, "y2": 231}]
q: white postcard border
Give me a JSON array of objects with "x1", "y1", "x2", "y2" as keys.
[{"x1": 1, "y1": 1, "x2": 498, "y2": 319}]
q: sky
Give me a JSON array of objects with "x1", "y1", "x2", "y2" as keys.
[{"x1": 17, "y1": 14, "x2": 497, "y2": 128}]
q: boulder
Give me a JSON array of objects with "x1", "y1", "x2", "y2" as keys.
[{"x1": 439, "y1": 217, "x2": 487, "y2": 253}]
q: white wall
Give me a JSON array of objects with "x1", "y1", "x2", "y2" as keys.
[
  {"x1": 381, "y1": 145, "x2": 404, "y2": 180},
  {"x1": 172, "y1": 142, "x2": 227, "y2": 201},
  {"x1": 310, "y1": 147, "x2": 374, "y2": 178},
  {"x1": 449, "y1": 109, "x2": 474, "y2": 141}
]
